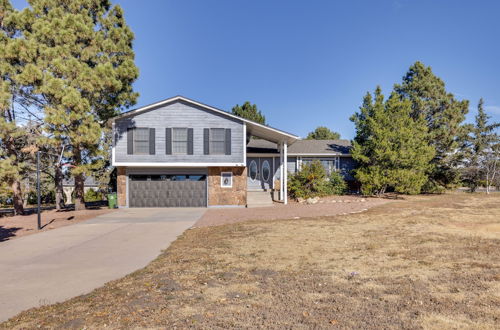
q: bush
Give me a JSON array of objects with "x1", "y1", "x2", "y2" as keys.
[
  {"x1": 329, "y1": 171, "x2": 347, "y2": 195},
  {"x1": 288, "y1": 160, "x2": 347, "y2": 199},
  {"x1": 84, "y1": 189, "x2": 103, "y2": 202}
]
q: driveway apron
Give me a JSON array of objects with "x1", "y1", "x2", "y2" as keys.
[{"x1": 0, "y1": 208, "x2": 204, "y2": 322}]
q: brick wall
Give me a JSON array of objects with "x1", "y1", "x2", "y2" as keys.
[
  {"x1": 208, "y1": 167, "x2": 247, "y2": 206},
  {"x1": 117, "y1": 167, "x2": 127, "y2": 207}
]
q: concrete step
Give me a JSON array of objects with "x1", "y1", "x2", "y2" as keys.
[{"x1": 247, "y1": 191, "x2": 274, "y2": 208}]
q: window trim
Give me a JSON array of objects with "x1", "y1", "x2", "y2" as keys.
[
  {"x1": 133, "y1": 127, "x2": 150, "y2": 155},
  {"x1": 209, "y1": 128, "x2": 226, "y2": 155},
  {"x1": 171, "y1": 127, "x2": 189, "y2": 155},
  {"x1": 220, "y1": 171, "x2": 233, "y2": 188}
]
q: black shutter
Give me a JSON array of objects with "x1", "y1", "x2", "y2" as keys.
[
  {"x1": 204, "y1": 128, "x2": 209, "y2": 155},
  {"x1": 187, "y1": 128, "x2": 194, "y2": 155},
  {"x1": 225, "y1": 128, "x2": 231, "y2": 155},
  {"x1": 127, "y1": 128, "x2": 134, "y2": 155},
  {"x1": 149, "y1": 128, "x2": 155, "y2": 155},
  {"x1": 165, "y1": 128, "x2": 172, "y2": 155}
]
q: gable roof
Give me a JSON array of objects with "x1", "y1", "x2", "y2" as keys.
[
  {"x1": 110, "y1": 95, "x2": 299, "y2": 145},
  {"x1": 247, "y1": 139, "x2": 352, "y2": 155}
]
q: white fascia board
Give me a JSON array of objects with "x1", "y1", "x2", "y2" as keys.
[
  {"x1": 110, "y1": 96, "x2": 299, "y2": 140},
  {"x1": 247, "y1": 153, "x2": 280, "y2": 157},
  {"x1": 112, "y1": 162, "x2": 246, "y2": 167},
  {"x1": 287, "y1": 153, "x2": 351, "y2": 156}
]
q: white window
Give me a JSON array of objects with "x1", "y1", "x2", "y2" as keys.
[
  {"x1": 134, "y1": 128, "x2": 150, "y2": 154},
  {"x1": 221, "y1": 172, "x2": 233, "y2": 188},
  {"x1": 172, "y1": 128, "x2": 188, "y2": 154},
  {"x1": 210, "y1": 128, "x2": 225, "y2": 154}
]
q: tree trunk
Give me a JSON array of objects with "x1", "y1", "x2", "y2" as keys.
[
  {"x1": 55, "y1": 165, "x2": 65, "y2": 210},
  {"x1": 12, "y1": 180, "x2": 24, "y2": 215},
  {"x1": 74, "y1": 173, "x2": 85, "y2": 211}
]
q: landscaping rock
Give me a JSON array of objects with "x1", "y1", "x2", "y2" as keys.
[
  {"x1": 297, "y1": 197, "x2": 305, "y2": 204},
  {"x1": 306, "y1": 197, "x2": 319, "y2": 205}
]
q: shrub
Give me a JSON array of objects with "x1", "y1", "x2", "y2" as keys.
[
  {"x1": 288, "y1": 160, "x2": 347, "y2": 199},
  {"x1": 84, "y1": 189, "x2": 103, "y2": 202},
  {"x1": 329, "y1": 171, "x2": 347, "y2": 195}
]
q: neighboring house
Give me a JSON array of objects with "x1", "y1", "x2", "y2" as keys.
[
  {"x1": 110, "y1": 96, "x2": 356, "y2": 208},
  {"x1": 62, "y1": 176, "x2": 99, "y2": 205}
]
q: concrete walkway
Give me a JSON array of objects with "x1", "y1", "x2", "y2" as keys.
[{"x1": 0, "y1": 208, "x2": 205, "y2": 322}]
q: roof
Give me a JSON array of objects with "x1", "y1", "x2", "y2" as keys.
[
  {"x1": 62, "y1": 176, "x2": 99, "y2": 187},
  {"x1": 247, "y1": 139, "x2": 352, "y2": 155},
  {"x1": 110, "y1": 95, "x2": 299, "y2": 145}
]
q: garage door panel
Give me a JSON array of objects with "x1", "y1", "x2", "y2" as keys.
[{"x1": 129, "y1": 175, "x2": 206, "y2": 207}]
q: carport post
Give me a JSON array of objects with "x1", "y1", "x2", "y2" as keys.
[
  {"x1": 36, "y1": 151, "x2": 41, "y2": 230},
  {"x1": 283, "y1": 142, "x2": 288, "y2": 205},
  {"x1": 279, "y1": 142, "x2": 284, "y2": 201}
]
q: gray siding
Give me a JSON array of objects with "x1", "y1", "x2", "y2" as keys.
[
  {"x1": 287, "y1": 157, "x2": 297, "y2": 174},
  {"x1": 114, "y1": 100, "x2": 244, "y2": 163},
  {"x1": 339, "y1": 156, "x2": 357, "y2": 180}
]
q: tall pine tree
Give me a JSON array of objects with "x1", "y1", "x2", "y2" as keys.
[
  {"x1": 18, "y1": 0, "x2": 139, "y2": 210},
  {"x1": 306, "y1": 126, "x2": 341, "y2": 140},
  {"x1": 351, "y1": 87, "x2": 435, "y2": 195},
  {"x1": 0, "y1": 0, "x2": 41, "y2": 214},
  {"x1": 462, "y1": 99, "x2": 500, "y2": 192},
  {"x1": 394, "y1": 61, "x2": 469, "y2": 191},
  {"x1": 232, "y1": 101, "x2": 266, "y2": 124}
]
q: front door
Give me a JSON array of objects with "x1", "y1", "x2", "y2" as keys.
[{"x1": 247, "y1": 157, "x2": 273, "y2": 190}]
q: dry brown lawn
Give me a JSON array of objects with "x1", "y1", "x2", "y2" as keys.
[{"x1": 2, "y1": 193, "x2": 499, "y2": 329}]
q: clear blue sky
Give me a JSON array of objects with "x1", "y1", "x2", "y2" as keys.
[{"x1": 12, "y1": 0, "x2": 500, "y2": 139}]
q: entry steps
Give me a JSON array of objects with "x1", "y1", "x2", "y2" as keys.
[{"x1": 247, "y1": 190, "x2": 274, "y2": 208}]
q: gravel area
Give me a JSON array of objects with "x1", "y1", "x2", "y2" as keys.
[
  {"x1": 195, "y1": 195, "x2": 390, "y2": 227},
  {"x1": 0, "y1": 207, "x2": 116, "y2": 242}
]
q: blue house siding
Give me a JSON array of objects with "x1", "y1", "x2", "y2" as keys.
[{"x1": 114, "y1": 100, "x2": 244, "y2": 164}]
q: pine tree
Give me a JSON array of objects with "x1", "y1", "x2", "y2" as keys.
[
  {"x1": 306, "y1": 126, "x2": 341, "y2": 140},
  {"x1": 350, "y1": 87, "x2": 435, "y2": 195},
  {"x1": 18, "y1": 0, "x2": 139, "y2": 210},
  {"x1": 0, "y1": 0, "x2": 40, "y2": 214},
  {"x1": 232, "y1": 101, "x2": 266, "y2": 124},
  {"x1": 394, "y1": 61, "x2": 469, "y2": 191},
  {"x1": 462, "y1": 99, "x2": 500, "y2": 192}
]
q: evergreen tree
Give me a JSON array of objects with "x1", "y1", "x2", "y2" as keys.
[
  {"x1": 462, "y1": 99, "x2": 500, "y2": 192},
  {"x1": 232, "y1": 101, "x2": 266, "y2": 124},
  {"x1": 306, "y1": 126, "x2": 341, "y2": 140},
  {"x1": 350, "y1": 87, "x2": 435, "y2": 195},
  {"x1": 18, "y1": 0, "x2": 139, "y2": 210},
  {"x1": 0, "y1": 0, "x2": 40, "y2": 214},
  {"x1": 394, "y1": 61, "x2": 469, "y2": 191}
]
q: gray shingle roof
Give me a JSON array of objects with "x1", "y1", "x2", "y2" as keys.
[
  {"x1": 247, "y1": 139, "x2": 352, "y2": 155},
  {"x1": 62, "y1": 176, "x2": 99, "y2": 187}
]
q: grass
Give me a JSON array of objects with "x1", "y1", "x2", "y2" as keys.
[{"x1": 2, "y1": 193, "x2": 500, "y2": 329}]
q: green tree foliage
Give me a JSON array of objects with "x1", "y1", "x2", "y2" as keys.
[
  {"x1": 0, "y1": 0, "x2": 39, "y2": 214},
  {"x1": 288, "y1": 160, "x2": 346, "y2": 199},
  {"x1": 350, "y1": 87, "x2": 435, "y2": 195},
  {"x1": 306, "y1": 126, "x2": 341, "y2": 140},
  {"x1": 231, "y1": 101, "x2": 266, "y2": 124},
  {"x1": 394, "y1": 61, "x2": 469, "y2": 191},
  {"x1": 461, "y1": 99, "x2": 500, "y2": 192},
  {"x1": 17, "y1": 0, "x2": 139, "y2": 210}
]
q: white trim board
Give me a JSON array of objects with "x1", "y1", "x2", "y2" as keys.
[
  {"x1": 113, "y1": 162, "x2": 246, "y2": 167},
  {"x1": 109, "y1": 95, "x2": 298, "y2": 142}
]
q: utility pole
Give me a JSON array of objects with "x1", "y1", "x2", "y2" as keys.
[{"x1": 36, "y1": 150, "x2": 41, "y2": 230}]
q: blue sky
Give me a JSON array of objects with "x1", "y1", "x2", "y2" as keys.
[{"x1": 12, "y1": 0, "x2": 500, "y2": 139}]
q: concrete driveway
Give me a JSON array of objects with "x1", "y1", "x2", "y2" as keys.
[{"x1": 0, "y1": 208, "x2": 205, "y2": 322}]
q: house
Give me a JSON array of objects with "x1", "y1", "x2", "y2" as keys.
[
  {"x1": 62, "y1": 176, "x2": 99, "y2": 205},
  {"x1": 110, "y1": 96, "x2": 356, "y2": 208}
]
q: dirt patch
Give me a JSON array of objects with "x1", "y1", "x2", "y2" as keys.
[
  {"x1": 0, "y1": 207, "x2": 115, "y2": 242},
  {"x1": 196, "y1": 195, "x2": 389, "y2": 227},
  {"x1": 2, "y1": 193, "x2": 499, "y2": 329}
]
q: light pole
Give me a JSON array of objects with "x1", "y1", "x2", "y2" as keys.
[
  {"x1": 36, "y1": 146, "x2": 65, "y2": 230},
  {"x1": 36, "y1": 151, "x2": 41, "y2": 230}
]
